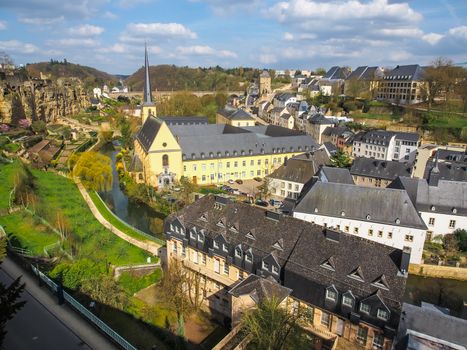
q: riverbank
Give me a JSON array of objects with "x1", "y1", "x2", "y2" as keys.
[{"x1": 409, "y1": 263, "x2": 467, "y2": 281}]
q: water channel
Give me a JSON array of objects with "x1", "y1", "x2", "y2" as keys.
[
  {"x1": 99, "y1": 144, "x2": 466, "y2": 316},
  {"x1": 99, "y1": 143, "x2": 165, "y2": 241}
]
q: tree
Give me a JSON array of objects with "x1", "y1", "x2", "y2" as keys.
[
  {"x1": 73, "y1": 151, "x2": 113, "y2": 191},
  {"x1": 31, "y1": 120, "x2": 47, "y2": 134},
  {"x1": 454, "y1": 229, "x2": 467, "y2": 252},
  {"x1": 119, "y1": 117, "x2": 132, "y2": 149},
  {"x1": 330, "y1": 150, "x2": 352, "y2": 168},
  {"x1": 241, "y1": 297, "x2": 311, "y2": 350},
  {"x1": 0, "y1": 238, "x2": 26, "y2": 346},
  {"x1": 257, "y1": 177, "x2": 271, "y2": 200},
  {"x1": 80, "y1": 275, "x2": 127, "y2": 309},
  {"x1": 315, "y1": 67, "x2": 326, "y2": 76},
  {"x1": 178, "y1": 176, "x2": 197, "y2": 206}
]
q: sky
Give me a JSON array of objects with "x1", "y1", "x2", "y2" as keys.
[{"x1": 0, "y1": 0, "x2": 466, "y2": 75}]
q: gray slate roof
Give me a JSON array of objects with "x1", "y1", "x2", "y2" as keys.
[
  {"x1": 323, "y1": 66, "x2": 350, "y2": 80},
  {"x1": 294, "y1": 182, "x2": 427, "y2": 229},
  {"x1": 390, "y1": 177, "x2": 467, "y2": 216},
  {"x1": 350, "y1": 157, "x2": 413, "y2": 181},
  {"x1": 309, "y1": 114, "x2": 335, "y2": 125},
  {"x1": 319, "y1": 166, "x2": 355, "y2": 184},
  {"x1": 322, "y1": 126, "x2": 352, "y2": 137},
  {"x1": 394, "y1": 303, "x2": 467, "y2": 350},
  {"x1": 274, "y1": 92, "x2": 295, "y2": 102},
  {"x1": 384, "y1": 65, "x2": 425, "y2": 81},
  {"x1": 268, "y1": 150, "x2": 330, "y2": 184},
  {"x1": 167, "y1": 124, "x2": 318, "y2": 161},
  {"x1": 346, "y1": 66, "x2": 381, "y2": 81},
  {"x1": 135, "y1": 116, "x2": 162, "y2": 152},
  {"x1": 218, "y1": 106, "x2": 255, "y2": 121},
  {"x1": 159, "y1": 116, "x2": 208, "y2": 125},
  {"x1": 229, "y1": 275, "x2": 291, "y2": 304}
]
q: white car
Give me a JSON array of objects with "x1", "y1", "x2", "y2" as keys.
[{"x1": 228, "y1": 179, "x2": 235, "y2": 184}]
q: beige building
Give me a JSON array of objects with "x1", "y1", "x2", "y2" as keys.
[
  {"x1": 166, "y1": 195, "x2": 411, "y2": 349},
  {"x1": 259, "y1": 70, "x2": 271, "y2": 96},
  {"x1": 350, "y1": 157, "x2": 413, "y2": 188},
  {"x1": 216, "y1": 106, "x2": 255, "y2": 127}
]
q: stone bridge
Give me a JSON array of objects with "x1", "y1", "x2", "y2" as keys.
[{"x1": 109, "y1": 90, "x2": 245, "y2": 99}]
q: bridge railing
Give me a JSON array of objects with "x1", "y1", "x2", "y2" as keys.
[{"x1": 30, "y1": 265, "x2": 137, "y2": 350}]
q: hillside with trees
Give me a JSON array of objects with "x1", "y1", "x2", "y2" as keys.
[
  {"x1": 25, "y1": 61, "x2": 118, "y2": 89},
  {"x1": 125, "y1": 65, "x2": 262, "y2": 91}
]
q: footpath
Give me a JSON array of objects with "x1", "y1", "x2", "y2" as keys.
[{"x1": 76, "y1": 181, "x2": 161, "y2": 256}]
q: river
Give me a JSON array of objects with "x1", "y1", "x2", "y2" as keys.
[{"x1": 99, "y1": 144, "x2": 165, "y2": 241}]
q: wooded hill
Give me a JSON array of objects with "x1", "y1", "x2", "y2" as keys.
[
  {"x1": 25, "y1": 61, "x2": 118, "y2": 89},
  {"x1": 125, "y1": 65, "x2": 262, "y2": 91}
]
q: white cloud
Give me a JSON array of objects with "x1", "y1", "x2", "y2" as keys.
[
  {"x1": 422, "y1": 33, "x2": 444, "y2": 45},
  {"x1": 0, "y1": 40, "x2": 39, "y2": 54},
  {"x1": 47, "y1": 38, "x2": 98, "y2": 47},
  {"x1": 103, "y1": 11, "x2": 118, "y2": 20},
  {"x1": 176, "y1": 45, "x2": 237, "y2": 58},
  {"x1": 69, "y1": 24, "x2": 104, "y2": 36},
  {"x1": 258, "y1": 53, "x2": 277, "y2": 64},
  {"x1": 98, "y1": 43, "x2": 128, "y2": 54},
  {"x1": 0, "y1": 21, "x2": 6, "y2": 30},
  {"x1": 283, "y1": 32, "x2": 317, "y2": 41},
  {"x1": 125, "y1": 23, "x2": 197, "y2": 39},
  {"x1": 449, "y1": 26, "x2": 467, "y2": 40},
  {"x1": 19, "y1": 16, "x2": 64, "y2": 25},
  {"x1": 266, "y1": 0, "x2": 422, "y2": 23}
]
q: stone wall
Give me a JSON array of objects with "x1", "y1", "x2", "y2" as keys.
[
  {"x1": 0, "y1": 76, "x2": 90, "y2": 124},
  {"x1": 409, "y1": 264, "x2": 467, "y2": 281}
]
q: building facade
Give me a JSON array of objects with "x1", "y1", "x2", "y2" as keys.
[
  {"x1": 350, "y1": 158, "x2": 413, "y2": 188},
  {"x1": 259, "y1": 70, "x2": 271, "y2": 96},
  {"x1": 165, "y1": 195, "x2": 411, "y2": 349},
  {"x1": 376, "y1": 65, "x2": 426, "y2": 105},
  {"x1": 216, "y1": 106, "x2": 255, "y2": 127}
]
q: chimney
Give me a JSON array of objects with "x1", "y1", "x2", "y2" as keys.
[
  {"x1": 400, "y1": 246, "x2": 411, "y2": 274},
  {"x1": 428, "y1": 152, "x2": 440, "y2": 187}
]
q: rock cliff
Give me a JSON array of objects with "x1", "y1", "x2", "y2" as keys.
[{"x1": 0, "y1": 76, "x2": 90, "y2": 125}]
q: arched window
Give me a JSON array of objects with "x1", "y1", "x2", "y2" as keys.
[{"x1": 162, "y1": 154, "x2": 169, "y2": 167}]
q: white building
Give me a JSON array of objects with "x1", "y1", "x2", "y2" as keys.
[
  {"x1": 293, "y1": 180, "x2": 427, "y2": 264},
  {"x1": 352, "y1": 130, "x2": 419, "y2": 163},
  {"x1": 389, "y1": 175, "x2": 467, "y2": 240}
]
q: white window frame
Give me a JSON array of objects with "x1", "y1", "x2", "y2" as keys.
[
  {"x1": 359, "y1": 303, "x2": 370, "y2": 314},
  {"x1": 377, "y1": 308, "x2": 389, "y2": 321},
  {"x1": 325, "y1": 289, "x2": 337, "y2": 302},
  {"x1": 342, "y1": 295, "x2": 353, "y2": 307}
]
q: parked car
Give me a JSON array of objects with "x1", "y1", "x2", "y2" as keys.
[
  {"x1": 255, "y1": 199, "x2": 268, "y2": 207},
  {"x1": 228, "y1": 179, "x2": 235, "y2": 184},
  {"x1": 235, "y1": 179, "x2": 243, "y2": 184},
  {"x1": 269, "y1": 199, "x2": 283, "y2": 207},
  {"x1": 253, "y1": 177, "x2": 262, "y2": 182}
]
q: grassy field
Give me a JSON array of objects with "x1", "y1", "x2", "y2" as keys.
[
  {"x1": 0, "y1": 212, "x2": 58, "y2": 255},
  {"x1": 352, "y1": 112, "x2": 396, "y2": 121},
  {"x1": 118, "y1": 269, "x2": 163, "y2": 296},
  {"x1": 0, "y1": 160, "x2": 148, "y2": 265},
  {"x1": 424, "y1": 111, "x2": 467, "y2": 129},
  {"x1": 88, "y1": 191, "x2": 165, "y2": 245}
]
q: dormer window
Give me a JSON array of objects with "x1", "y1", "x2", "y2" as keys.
[
  {"x1": 198, "y1": 232, "x2": 204, "y2": 242},
  {"x1": 245, "y1": 251, "x2": 252, "y2": 262},
  {"x1": 342, "y1": 295, "x2": 354, "y2": 308},
  {"x1": 233, "y1": 151, "x2": 238, "y2": 156},
  {"x1": 262, "y1": 261, "x2": 270, "y2": 270},
  {"x1": 377, "y1": 309, "x2": 389, "y2": 321},
  {"x1": 199, "y1": 214, "x2": 207, "y2": 222},
  {"x1": 272, "y1": 265, "x2": 279, "y2": 274},
  {"x1": 360, "y1": 303, "x2": 370, "y2": 314},
  {"x1": 431, "y1": 205, "x2": 436, "y2": 211},
  {"x1": 217, "y1": 220, "x2": 225, "y2": 228},
  {"x1": 223, "y1": 244, "x2": 228, "y2": 252},
  {"x1": 213, "y1": 241, "x2": 219, "y2": 249},
  {"x1": 325, "y1": 287, "x2": 337, "y2": 302},
  {"x1": 235, "y1": 247, "x2": 242, "y2": 258},
  {"x1": 170, "y1": 224, "x2": 174, "y2": 231},
  {"x1": 201, "y1": 153, "x2": 205, "y2": 159},
  {"x1": 246, "y1": 231, "x2": 256, "y2": 240},
  {"x1": 209, "y1": 152, "x2": 214, "y2": 158},
  {"x1": 190, "y1": 231, "x2": 196, "y2": 239},
  {"x1": 372, "y1": 275, "x2": 389, "y2": 290},
  {"x1": 395, "y1": 218, "x2": 401, "y2": 225},
  {"x1": 321, "y1": 257, "x2": 335, "y2": 271},
  {"x1": 348, "y1": 267, "x2": 364, "y2": 282}
]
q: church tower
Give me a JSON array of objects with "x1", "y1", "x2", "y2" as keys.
[{"x1": 141, "y1": 43, "x2": 156, "y2": 124}]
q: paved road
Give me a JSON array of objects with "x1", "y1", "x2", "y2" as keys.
[{"x1": 1, "y1": 258, "x2": 118, "y2": 350}]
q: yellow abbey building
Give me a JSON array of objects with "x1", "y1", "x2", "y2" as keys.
[{"x1": 131, "y1": 47, "x2": 318, "y2": 189}]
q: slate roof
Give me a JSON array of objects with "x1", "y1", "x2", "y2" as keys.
[
  {"x1": 318, "y1": 166, "x2": 355, "y2": 184},
  {"x1": 346, "y1": 66, "x2": 381, "y2": 81},
  {"x1": 166, "y1": 124, "x2": 318, "y2": 160},
  {"x1": 390, "y1": 177, "x2": 467, "y2": 216},
  {"x1": 218, "y1": 106, "x2": 255, "y2": 121},
  {"x1": 294, "y1": 182, "x2": 427, "y2": 229},
  {"x1": 268, "y1": 151, "x2": 330, "y2": 184},
  {"x1": 159, "y1": 116, "x2": 208, "y2": 125},
  {"x1": 436, "y1": 149, "x2": 467, "y2": 162},
  {"x1": 229, "y1": 275, "x2": 291, "y2": 304},
  {"x1": 384, "y1": 65, "x2": 425, "y2": 81},
  {"x1": 322, "y1": 126, "x2": 351, "y2": 137},
  {"x1": 350, "y1": 157, "x2": 413, "y2": 181},
  {"x1": 323, "y1": 142, "x2": 338, "y2": 154},
  {"x1": 135, "y1": 116, "x2": 162, "y2": 152},
  {"x1": 309, "y1": 114, "x2": 335, "y2": 125},
  {"x1": 356, "y1": 130, "x2": 395, "y2": 147},
  {"x1": 394, "y1": 303, "x2": 467, "y2": 350},
  {"x1": 129, "y1": 154, "x2": 143, "y2": 172},
  {"x1": 167, "y1": 195, "x2": 408, "y2": 328},
  {"x1": 274, "y1": 92, "x2": 295, "y2": 102},
  {"x1": 394, "y1": 132, "x2": 420, "y2": 142},
  {"x1": 423, "y1": 150, "x2": 467, "y2": 182},
  {"x1": 323, "y1": 66, "x2": 349, "y2": 80}
]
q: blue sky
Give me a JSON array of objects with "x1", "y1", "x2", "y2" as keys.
[{"x1": 0, "y1": 0, "x2": 466, "y2": 74}]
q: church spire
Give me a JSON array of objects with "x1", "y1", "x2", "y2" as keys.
[{"x1": 143, "y1": 42, "x2": 153, "y2": 105}]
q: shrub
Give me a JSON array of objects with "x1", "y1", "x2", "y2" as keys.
[{"x1": 454, "y1": 229, "x2": 467, "y2": 252}]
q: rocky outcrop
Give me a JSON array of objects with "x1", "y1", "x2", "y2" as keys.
[{"x1": 0, "y1": 76, "x2": 90, "y2": 125}]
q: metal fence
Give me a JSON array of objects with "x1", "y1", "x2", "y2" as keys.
[
  {"x1": 30, "y1": 265, "x2": 137, "y2": 350},
  {"x1": 93, "y1": 191, "x2": 166, "y2": 246}
]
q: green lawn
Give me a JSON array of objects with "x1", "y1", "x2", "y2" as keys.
[
  {"x1": 118, "y1": 269, "x2": 162, "y2": 296},
  {"x1": 424, "y1": 112, "x2": 467, "y2": 129},
  {"x1": 352, "y1": 112, "x2": 397, "y2": 121},
  {"x1": 88, "y1": 191, "x2": 165, "y2": 245},
  {"x1": 0, "y1": 212, "x2": 58, "y2": 256},
  {"x1": 0, "y1": 160, "x2": 22, "y2": 211}
]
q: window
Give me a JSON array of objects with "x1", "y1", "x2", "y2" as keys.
[
  {"x1": 238, "y1": 270, "x2": 244, "y2": 280},
  {"x1": 272, "y1": 265, "x2": 279, "y2": 274},
  {"x1": 357, "y1": 327, "x2": 368, "y2": 345},
  {"x1": 182, "y1": 245, "x2": 186, "y2": 257},
  {"x1": 354, "y1": 227, "x2": 359, "y2": 234},
  {"x1": 226, "y1": 162, "x2": 230, "y2": 168},
  {"x1": 360, "y1": 303, "x2": 370, "y2": 314},
  {"x1": 377, "y1": 309, "x2": 389, "y2": 321},
  {"x1": 257, "y1": 160, "x2": 261, "y2": 165},
  {"x1": 342, "y1": 295, "x2": 353, "y2": 307},
  {"x1": 234, "y1": 161, "x2": 238, "y2": 168},
  {"x1": 162, "y1": 154, "x2": 169, "y2": 167},
  {"x1": 224, "y1": 263, "x2": 229, "y2": 275},
  {"x1": 325, "y1": 288, "x2": 337, "y2": 302},
  {"x1": 214, "y1": 259, "x2": 220, "y2": 274},
  {"x1": 368, "y1": 229, "x2": 373, "y2": 236},
  {"x1": 245, "y1": 252, "x2": 252, "y2": 262},
  {"x1": 250, "y1": 160, "x2": 254, "y2": 166},
  {"x1": 190, "y1": 231, "x2": 196, "y2": 239},
  {"x1": 345, "y1": 226, "x2": 349, "y2": 233},
  {"x1": 378, "y1": 230, "x2": 383, "y2": 238},
  {"x1": 262, "y1": 261, "x2": 270, "y2": 270},
  {"x1": 223, "y1": 244, "x2": 228, "y2": 252},
  {"x1": 373, "y1": 334, "x2": 384, "y2": 350},
  {"x1": 449, "y1": 220, "x2": 456, "y2": 229},
  {"x1": 429, "y1": 217, "x2": 435, "y2": 226},
  {"x1": 193, "y1": 164, "x2": 197, "y2": 171},
  {"x1": 193, "y1": 251, "x2": 199, "y2": 264},
  {"x1": 202, "y1": 253, "x2": 206, "y2": 265},
  {"x1": 172, "y1": 242, "x2": 177, "y2": 253},
  {"x1": 387, "y1": 232, "x2": 392, "y2": 239},
  {"x1": 242, "y1": 160, "x2": 246, "y2": 167},
  {"x1": 235, "y1": 247, "x2": 242, "y2": 258},
  {"x1": 405, "y1": 235, "x2": 414, "y2": 242},
  {"x1": 213, "y1": 241, "x2": 219, "y2": 249},
  {"x1": 320, "y1": 312, "x2": 330, "y2": 327}
]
